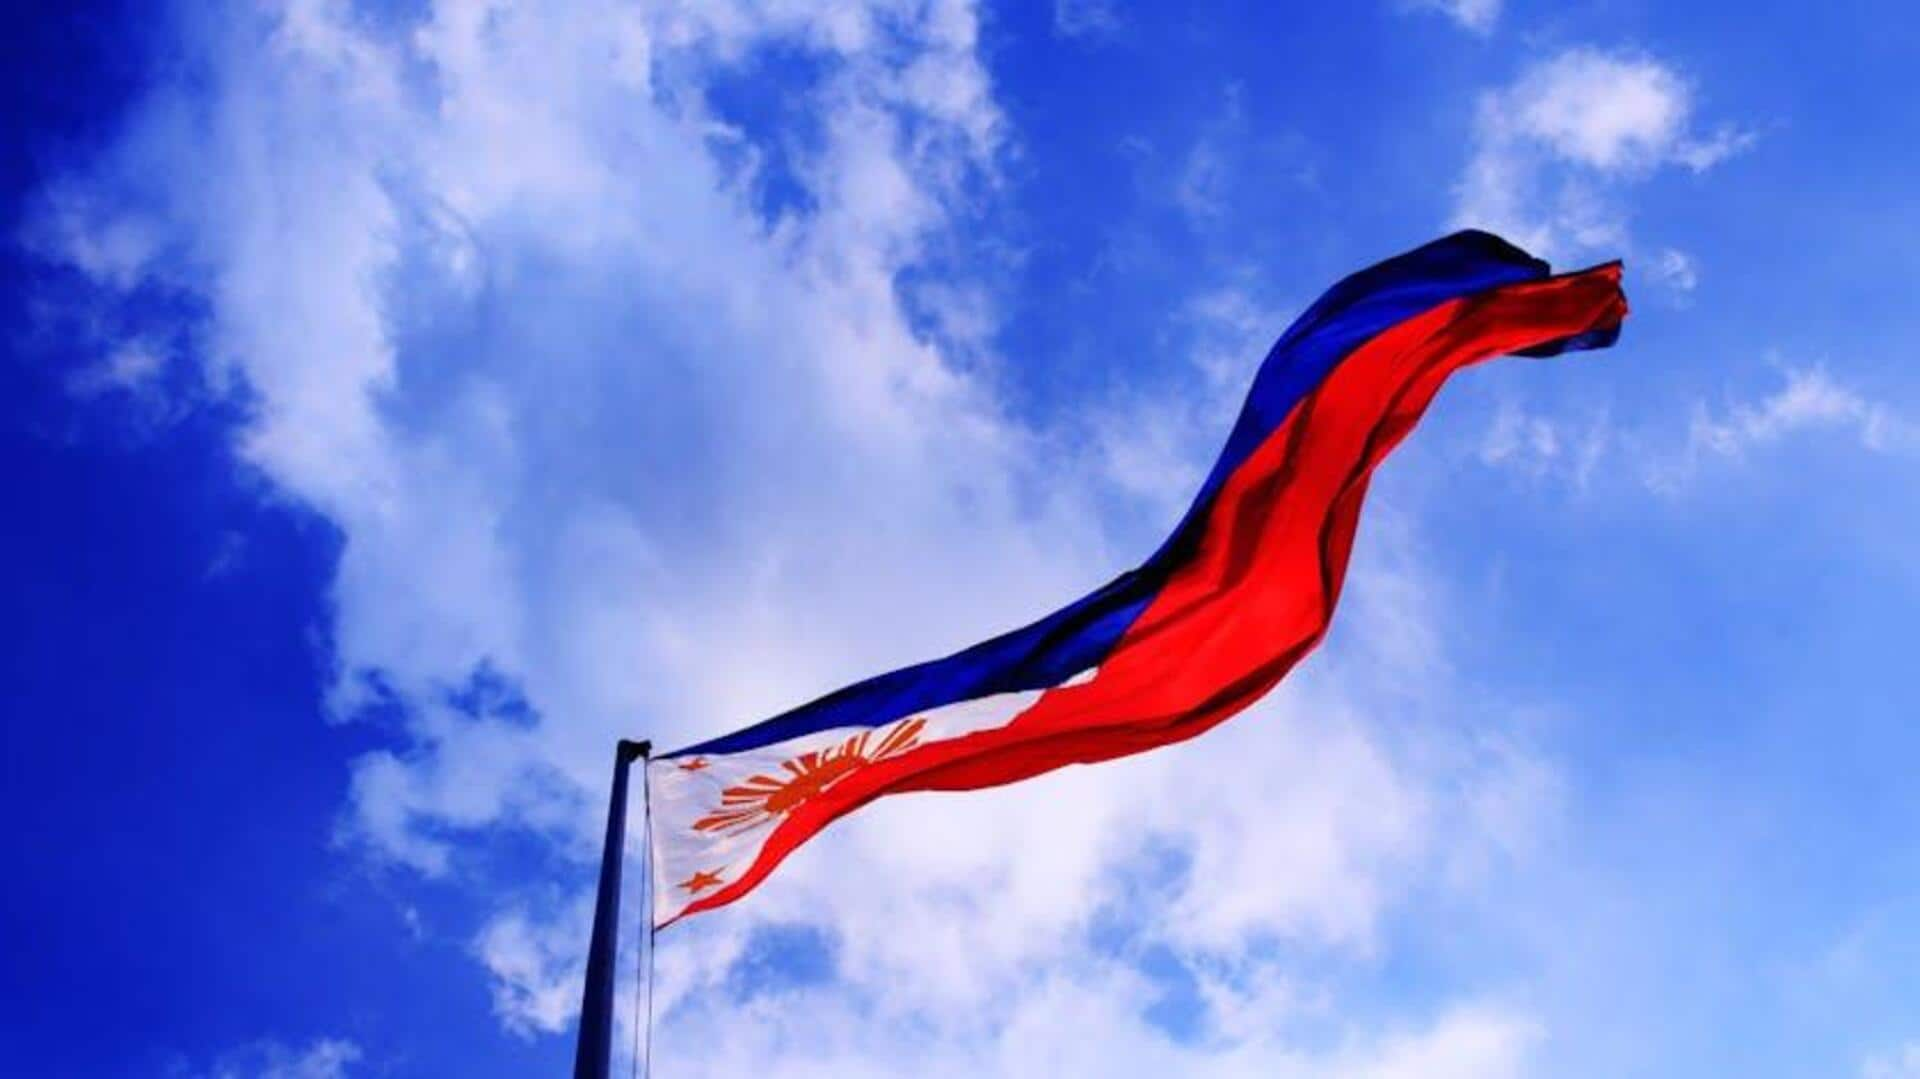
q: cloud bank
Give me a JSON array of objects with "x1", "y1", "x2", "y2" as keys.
[{"x1": 37, "y1": 0, "x2": 1570, "y2": 1072}]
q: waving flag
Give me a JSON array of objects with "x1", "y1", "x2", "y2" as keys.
[{"x1": 646, "y1": 230, "x2": 1627, "y2": 928}]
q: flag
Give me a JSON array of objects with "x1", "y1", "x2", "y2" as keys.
[{"x1": 646, "y1": 230, "x2": 1627, "y2": 928}]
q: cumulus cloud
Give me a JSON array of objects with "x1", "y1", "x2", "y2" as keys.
[
  {"x1": 39, "y1": 0, "x2": 1565, "y2": 1070},
  {"x1": 476, "y1": 898, "x2": 594, "y2": 1037},
  {"x1": 1452, "y1": 48, "x2": 1752, "y2": 260}
]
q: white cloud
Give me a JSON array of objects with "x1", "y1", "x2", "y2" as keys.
[
  {"x1": 1653, "y1": 247, "x2": 1698, "y2": 293},
  {"x1": 1088, "y1": 281, "x2": 1285, "y2": 517},
  {"x1": 1478, "y1": 399, "x2": 1611, "y2": 490},
  {"x1": 1158, "y1": 85, "x2": 1317, "y2": 229},
  {"x1": 1054, "y1": 0, "x2": 1122, "y2": 39},
  {"x1": 1176, "y1": 135, "x2": 1233, "y2": 222},
  {"x1": 1452, "y1": 48, "x2": 1752, "y2": 259},
  {"x1": 657, "y1": 974, "x2": 1539, "y2": 1079},
  {"x1": 1407, "y1": 0, "x2": 1502, "y2": 35},
  {"x1": 1866, "y1": 1044, "x2": 1920, "y2": 1079},
  {"x1": 1502, "y1": 54, "x2": 1690, "y2": 171},
  {"x1": 41, "y1": 0, "x2": 1566, "y2": 1071},
  {"x1": 1480, "y1": 365, "x2": 1912, "y2": 494},
  {"x1": 1690, "y1": 366, "x2": 1904, "y2": 453},
  {"x1": 475, "y1": 898, "x2": 593, "y2": 1036},
  {"x1": 188, "y1": 1038, "x2": 362, "y2": 1079},
  {"x1": 67, "y1": 339, "x2": 167, "y2": 396},
  {"x1": 1655, "y1": 365, "x2": 1916, "y2": 490}
]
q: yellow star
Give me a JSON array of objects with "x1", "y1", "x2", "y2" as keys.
[{"x1": 678, "y1": 868, "x2": 724, "y2": 894}]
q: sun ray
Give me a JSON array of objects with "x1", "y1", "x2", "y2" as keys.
[{"x1": 689, "y1": 717, "x2": 930, "y2": 837}]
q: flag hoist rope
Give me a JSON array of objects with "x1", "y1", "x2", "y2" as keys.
[
  {"x1": 633, "y1": 755, "x2": 655, "y2": 1079},
  {"x1": 573, "y1": 738, "x2": 651, "y2": 1079}
]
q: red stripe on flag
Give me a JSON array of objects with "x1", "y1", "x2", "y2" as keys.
[{"x1": 667, "y1": 263, "x2": 1626, "y2": 926}]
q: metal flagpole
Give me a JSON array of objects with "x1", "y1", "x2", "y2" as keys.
[{"x1": 573, "y1": 738, "x2": 650, "y2": 1079}]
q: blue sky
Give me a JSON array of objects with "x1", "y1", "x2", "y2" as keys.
[{"x1": 4, "y1": 0, "x2": 1917, "y2": 1076}]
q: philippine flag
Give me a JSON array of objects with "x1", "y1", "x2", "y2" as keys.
[{"x1": 646, "y1": 230, "x2": 1628, "y2": 929}]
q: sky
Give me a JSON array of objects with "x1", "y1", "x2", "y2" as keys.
[{"x1": 3, "y1": 0, "x2": 1918, "y2": 1076}]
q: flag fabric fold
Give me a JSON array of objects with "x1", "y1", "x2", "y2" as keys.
[{"x1": 646, "y1": 230, "x2": 1628, "y2": 928}]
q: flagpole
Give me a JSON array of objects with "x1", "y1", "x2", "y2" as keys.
[{"x1": 574, "y1": 737, "x2": 650, "y2": 1079}]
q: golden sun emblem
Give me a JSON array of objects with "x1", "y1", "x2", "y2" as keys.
[{"x1": 692, "y1": 717, "x2": 928, "y2": 836}]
